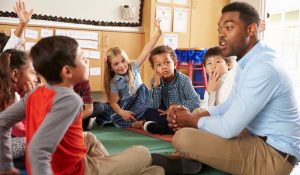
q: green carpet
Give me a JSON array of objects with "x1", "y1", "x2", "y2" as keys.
[{"x1": 91, "y1": 126, "x2": 229, "y2": 175}]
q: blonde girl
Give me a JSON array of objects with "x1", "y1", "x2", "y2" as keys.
[{"x1": 97, "y1": 20, "x2": 162, "y2": 128}]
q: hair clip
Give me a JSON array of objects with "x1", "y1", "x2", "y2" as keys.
[{"x1": 103, "y1": 55, "x2": 108, "y2": 62}]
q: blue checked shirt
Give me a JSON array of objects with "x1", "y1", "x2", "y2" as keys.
[
  {"x1": 199, "y1": 41, "x2": 300, "y2": 160},
  {"x1": 147, "y1": 70, "x2": 200, "y2": 111}
]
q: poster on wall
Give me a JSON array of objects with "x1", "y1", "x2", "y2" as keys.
[
  {"x1": 156, "y1": 6, "x2": 172, "y2": 32},
  {"x1": 173, "y1": 7, "x2": 188, "y2": 33},
  {"x1": 157, "y1": 0, "x2": 172, "y2": 3},
  {"x1": 173, "y1": 0, "x2": 188, "y2": 5},
  {"x1": 163, "y1": 33, "x2": 178, "y2": 49}
]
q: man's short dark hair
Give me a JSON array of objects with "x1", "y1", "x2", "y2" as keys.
[
  {"x1": 30, "y1": 36, "x2": 78, "y2": 84},
  {"x1": 222, "y1": 2, "x2": 260, "y2": 26}
]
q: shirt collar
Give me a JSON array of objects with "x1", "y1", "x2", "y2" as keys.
[
  {"x1": 238, "y1": 40, "x2": 264, "y2": 69},
  {"x1": 161, "y1": 69, "x2": 179, "y2": 86},
  {"x1": 113, "y1": 73, "x2": 128, "y2": 82}
]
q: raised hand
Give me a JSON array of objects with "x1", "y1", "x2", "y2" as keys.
[
  {"x1": 14, "y1": 0, "x2": 33, "y2": 24},
  {"x1": 155, "y1": 19, "x2": 162, "y2": 33}
]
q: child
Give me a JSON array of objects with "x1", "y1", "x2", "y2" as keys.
[
  {"x1": 73, "y1": 80, "x2": 103, "y2": 130},
  {"x1": 0, "y1": 0, "x2": 33, "y2": 52},
  {"x1": 0, "y1": 36, "x2": 163, "y2": 175},
  {"x1": 0, "y1": 49, "x2": 37, "y2": 161},
  {"x1": 192, "y1": 46, "x2": 236, "y2": 116},
  {"x1": 143, "y1": 45, "x2": 201, "y2": 134},
  {"x1": 97, "y1": 20, "x2": 162, "y2": 128}
]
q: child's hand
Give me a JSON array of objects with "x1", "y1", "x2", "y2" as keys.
[
  {"x1": 19, "y1": 81, "x2": 36, "y2": 97},
  {"x1": 155, "y1": 19, "x2": 162, "y2": 33},
  {"x1": 158, "y1": 109, "x2": 167, "y2": 116},
  {"x1": 152, "y1": 68, "x2": 161, "y2": 87},
  {"x1": 0, "y1": 167, "x2": 20, "y2": 175},
  {"x1": 119, "y1": 110, "x2": 136, "y2": 121},
  {"x1": 206, "y1": 71, "x2": 220, "y2": 93},
  {"x1": 14, "y1": 0, "x2": 33, "y2": 25}
]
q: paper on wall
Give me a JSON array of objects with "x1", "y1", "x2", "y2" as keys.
[
  {"x1": 64, "y1": 30, "x2": 98, "y2": 41},
  {"x1": 89, "y1": 50, "x2": 101, "y2": 59},
  {"x1": 173, "y1": 7, "x2": 189, "y2": 33},
  {"x1": 25, "y1": 29, "x2": 39, "y2": 39},
  {"x1": 157, "y1": 0, "x2": 171, "y2": 3},
  {"x1": 89, "y1": 67, "x2": 101, "y2": 76},
  {"x1": 82, "y1": 49, "x2": 90, "y2": 58},
  {"x1": 163, "y1": 33, "x2": 178, "y2": 49},
  {"x1": 40, "y1": 28, "x2": 54, "y2": 38},
  {"x1": 77, "y1": 39, "x2": 98, "y2": 49},
  {"x1": 173, "y1": 0, "x2": 188, "y2": 5},
  {"x1": 55, "y1": 29, "x2": 67, "y2": 36},
  {"x1": 156, "y1": 6, "x2": 171, "y2": 32},
  {"x1": 25, "y1": 42, "x2": 36, "y2": 51}
]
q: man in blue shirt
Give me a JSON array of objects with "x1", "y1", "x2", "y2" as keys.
[{"x1": 152, "y1": 2, "x2": 300, "y2": 175}]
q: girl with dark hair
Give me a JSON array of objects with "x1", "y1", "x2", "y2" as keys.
[{"x1": 0, "y1": 49, "x2": 37, "y2": 160}]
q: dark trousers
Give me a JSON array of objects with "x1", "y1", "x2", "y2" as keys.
[
  {"x1": 143, "y1": 108, "x2": 174, "y2": 134},
  {"x1": 82, "y1": 101, "x2": 104, "y2": 130}
]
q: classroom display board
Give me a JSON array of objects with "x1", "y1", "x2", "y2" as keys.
[
  {"x1": 0, "y1": 23, "x2": 145, "y2": 92},
  {"x1": 0, "y1": 0, "x2": 144, "y2": 27}
]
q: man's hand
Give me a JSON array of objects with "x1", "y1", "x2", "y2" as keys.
[{"x1": 167, "y1": 105, "x2": 200, "y2": 131}]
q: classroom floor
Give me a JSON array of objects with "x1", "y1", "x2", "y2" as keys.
[
  {"x1": 19, "y1": 126, "x2": 299, "y2": 175},
  {"x1": 91, "y1": 126, "x2": 228, "y2": 175}
]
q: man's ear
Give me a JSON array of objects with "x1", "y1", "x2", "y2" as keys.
[
  {"x1": 11, "y1": 69, "x2": 19, "y2": 83},
  {"x1": 60, "y1": 66, "x2": 73, "y2": 79},
  {"x1": 247, "y1": 23, "x2": 258, "y2": 36}
]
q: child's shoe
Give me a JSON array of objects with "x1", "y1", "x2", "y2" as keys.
[{"x1": 143, "y1": 121, "x2": 164, "y2": 134}]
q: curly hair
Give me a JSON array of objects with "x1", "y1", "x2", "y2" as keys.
[{"x1": 148, "y1": 45, "x2": 178, "y2": 68}]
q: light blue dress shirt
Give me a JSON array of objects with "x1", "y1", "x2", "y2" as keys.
[{"x1": 198, "y1": 41, "x2": 300, "y2": 160}]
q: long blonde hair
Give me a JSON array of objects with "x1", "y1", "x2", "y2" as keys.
[{"x1": 104, "y1": 47, "x2": 135, "y2": 101}]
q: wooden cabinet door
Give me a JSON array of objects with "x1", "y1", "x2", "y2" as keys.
[
  {"x1": 189, "y1": 0, "x2": 230, "y2": 48},
  {"x1": 102, "y1": 31, "x2": 144, "y2": 60},
  {"x1": 101, "y1": 31, "x2": 145, "y2": 83}
]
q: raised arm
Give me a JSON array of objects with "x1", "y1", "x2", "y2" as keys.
[
  {"x1": 136, "y1": 19, "x2": 162, "y2": 67},
  {"x1": 13, "y1": 0, "x2": 33, "y2": 38}
]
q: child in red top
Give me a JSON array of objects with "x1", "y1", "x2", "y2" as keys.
[{"x1": 0, "y1": 36, "x2": 164, "y2": 175}]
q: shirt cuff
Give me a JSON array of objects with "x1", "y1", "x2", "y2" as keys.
[
  {"x1": 197, "y1": 117, "x2": 208, "y2": 129},
  {"x1": 207, "y1": 106, "x2": 219, "y2": 116}
]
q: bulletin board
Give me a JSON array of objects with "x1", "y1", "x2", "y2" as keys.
[
  {"x1": 0, "y1": 0, "x2": 144, "y2": 27},
  {"x1": 0, "y1": 24, "x2": 103, "y2": 91}
]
